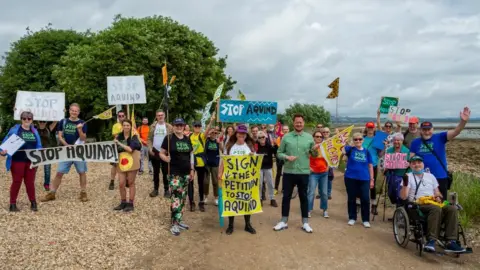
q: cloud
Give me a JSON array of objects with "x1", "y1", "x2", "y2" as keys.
[{"x1": 0, "y1": 0, "x2": 479, "y2": 118}]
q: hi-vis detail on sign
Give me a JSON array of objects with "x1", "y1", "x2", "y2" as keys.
[
  {"x1": 14, "y1": 91, "x2": 65, "y2": 121},
  {"x1": 107, "y1": 76, "x2": 147, "y2": 105},
  {"x1": 221, "y1": 154, "x2": 263, "y2": 217},
  {"x1": 25, "y1": 141, "x2": 118, "y2": 168},
  {"x1": 218, "y1": 100, "x2": 277, "y2": 124}
]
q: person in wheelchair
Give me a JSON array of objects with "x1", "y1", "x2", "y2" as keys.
[{"x1": 399, "y1": 155, "x2": 466, "y2": 253}]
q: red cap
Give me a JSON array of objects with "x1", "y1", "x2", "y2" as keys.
[
  {"x1": 409, "y1": 116, "x2": 419, "y2": 124},
  {"x1": 365, "y1": 122, "x2": 375, "y2": 128}
]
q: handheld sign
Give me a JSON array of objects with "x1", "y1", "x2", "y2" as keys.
[
  {"x1": 0, "y1": 134, "x2": 25, "y2": 156},
  {"x1": 14, "y1": 91, "x2": 65, "y2": 121},
  {"x1": 319, "y1": 125, "x2": 353, "y2": 167},
  {"x1": 388, "y1": 106, "x2": 411, "y2": 123},
  {"x1": 384, "y1": 153, "x2": 409, "y2": 169},
  {"x1": 379, "y1": 96, "x2": 399, "y2": 114},
  {"x1": 107, "y1": 76, "x2": 146, "y2": 105},
  {"x1": 219, "y1": 100, "x2": 277, "y2": 124},
  {"x1": 221, "y1": 154, "x2": 263, "y2": 217},
  {"x1": 372, "y1": 131, "x2": 389, "y2": 150}
]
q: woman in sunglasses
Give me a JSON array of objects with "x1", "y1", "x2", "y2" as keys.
[
  {"x1": 0, "y1": 111, "x2": 42, "y2": 212},
  {"x1": 307, "y1": 130, "x2": 329, "y2": 218},
  {"x1": 342, "y1": 132, "x2": 374, "y2": 228},
  {"x1": 36, "y1": 120, "x2": 58, "y2": 191},
  {"x1": 362, "y1": 121, "x2": 381, "y2": 215},
  {"x1": 256, "y1": 131, "x2": 278, "y2": 208}
]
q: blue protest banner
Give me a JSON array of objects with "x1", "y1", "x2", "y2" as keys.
[
  {"x1": 372, "y1": 131, "x2": 388, "y2": 150},
  {"x1": 218, "y1": 100, "x2": 277, "y2": 124},
  {"x1": 218, "y1": 187, "x2": 224, "y2": 227}
]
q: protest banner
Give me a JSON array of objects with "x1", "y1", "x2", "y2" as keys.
[
  {"x1": 218, "y1": 100, "x2": 277, "y2": 124},
  {"x1": 25, "y1": 141, "x2": 118, "y2": 167},
  {"x1": 14, "y1": 91, "x2": 65, "y2": 121},
  {"x1": 221, "y1": 154, "x2": 263, "y2": 217},
  {"x1": 384, "y1": 153, "x2": 409, "y2": 169},
  {"x1": 319, "y1": 125, "x2": 353, "y2": 167},
  {"x1": 379, "y1": 96, "x2": 399, "y2": 114},
  {"x1": 107, "y1": 76, "x2": 146, "y2": 105},
  {"x1": 388, "y1": 106, "x2": 411, "y2": 123}
]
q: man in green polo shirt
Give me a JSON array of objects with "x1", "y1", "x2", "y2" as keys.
[{"x1": 273, "y1": 113, "x2": 315, "y2": 233}]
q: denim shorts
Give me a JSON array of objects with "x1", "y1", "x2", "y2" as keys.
[{"x1": 57, "y1": 161, "x2": 88, "y2": 174}]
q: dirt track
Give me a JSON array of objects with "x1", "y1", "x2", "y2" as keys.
[{"x1": 0, "y1": 159, "x2": 479, "y2": 269}]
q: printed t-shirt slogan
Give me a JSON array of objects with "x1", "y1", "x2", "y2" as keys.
[
  {"x1": 219, "y1": 100, "x2": 277, "y2": 124},
  {"x1": 221, "y1": 154, "x2": 264, "y2": 217}
]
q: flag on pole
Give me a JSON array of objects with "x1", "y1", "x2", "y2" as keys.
[
  {"x1": 93, "y1": 107, "x2": 115, "y2": 120},
  {"x1": 131, "y1": 104, "x2": 137, "y2": 137},
  {"x1": 238, "y1": 90, "x2": 246, "y2": 101},
  {"x1": 213, "y1": 83, "x2": 224, "y2": 101},
  {"x1": 162, "y1": 64, "x2": 168, "y2": 86},
  {"x1": 326, "y1": 77, "x2": 339, "y2": 99},
  {"x1": 169, "y1": 75, "x2": 176, "y2": 85}
]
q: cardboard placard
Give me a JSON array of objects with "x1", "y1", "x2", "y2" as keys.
[
  {"x1": 107, "y1": 76, "x2": 146, "y2": 105},
  {"x1": 388, "y1": 106, "x2": 411, "y2": 123},
  {"x1": 117, "y1": 150, "x2": 141, "y2": 172},
  {"x1": 14, "y1": 91, "x2": 65, "y2": 121},
  {"x1": 384, "y1": 153, "x2": 409, "y2": 169},
  {"x1": 379, "y1": 96, "x2": 399, "y2": 114}
]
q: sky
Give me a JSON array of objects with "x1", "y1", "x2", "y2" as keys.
[{"x1": 1, "y1": 0, "x2": 480, "y2": 118}]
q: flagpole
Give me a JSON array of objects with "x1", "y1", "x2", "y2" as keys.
[{"x1": 336, "y1": 96, "x2": 339, "y2": 125}]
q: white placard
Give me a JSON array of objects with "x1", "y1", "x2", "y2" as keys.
[
  {"x1": 107, "y1": 75, "x2": 146, "y2": 105},
  {"x1": 0, "y1": 134, "x2": 26, "y2": 156},
  {"x1": 14, "y1": 91, "x2": 65, "y2": 121}
]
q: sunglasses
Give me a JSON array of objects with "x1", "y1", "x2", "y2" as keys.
[
  {"x1": 118, "y1": 115, "x2": 125, "y2": 118},
  {"x1": 314, "y1": 135, "x2": 323, "y2": 138},
  {"x1": 353, "y1": 138, "x2": 363, "y2": 141},
  {"x1": 258, "y1": 136, "x2": 265, "y2": 139},
  {"x1": 194, "y1": 125, "x2": 202, "y2": 128},
  {"x1": 22, "y1": 117, "x2": 32, "y2": 121},
  {"x1": 385, "y1": 125, "x2": 392, "y2": 128},
  {"x1": 39, "y1": 121, "x2": 47, "y2": 123},
  {"x1": 321, "y1": 131, "x2": 330, "y2": 133}
]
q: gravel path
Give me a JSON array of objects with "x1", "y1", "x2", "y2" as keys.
[{"x1": 0, "y1": 160, "x2": 478, "y2": 269}]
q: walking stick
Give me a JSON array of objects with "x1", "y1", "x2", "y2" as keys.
[{"x1": 372, "y1": 175, "x2": 386, "y2": 222}]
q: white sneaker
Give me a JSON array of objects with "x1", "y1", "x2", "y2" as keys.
[
  {"x1": 204, "y1": 198, "x2": 208, "y2": 205},
  {"x1": 170, "y1": 225, "x2": 181, "y2": 236},
  {"x1": 308, "y1": 211, "x2": 312, "y2": 218},
  {"x1": 215, "y1": 198, "x2": 218, "y2": 206},
  {"x1": 273, "y1": 221, "x2": 288, "y2": 231},
  {"x1": 363, "y1": 222, "x2": 371, "y2": 228},
  {"x1": 302, "y1": 223, "x2": 313, "y2": 233},
  {"x1": 348, "y1": 220, "x2": 355, "y2": 226},
  {"x1": 323, "y1": 211, "x2": 329, "y2": 218}
]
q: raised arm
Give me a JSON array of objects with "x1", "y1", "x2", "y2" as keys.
[
  {"x1": 447, "y1": 107, "x2": 470, "y2": 141},
  {"x1": 376, "y1": 110, "x2": 382, "y2": 131}
]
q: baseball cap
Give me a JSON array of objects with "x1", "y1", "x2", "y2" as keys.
[
  {"x1": 236, "y1": 124, "x2": 248, "y2": 134},
  {"x1": 192, "y1": 121, "x2": 202, "y2": 127},
  {"x1": 420, "y1": 121, "x2": 433, "y2": 129},
  {"x1": 172, "y1": 118, "x2": 186, "y2": 125},
  {"x1": 410, "y1": 155, "x2": 424, "y2": 162},
  {"x1": 365, "y1": 122, "x2": 375, "y2": 128},
  {"x1": 409, "y1": 116, "x2": 419, "y2": 124}
]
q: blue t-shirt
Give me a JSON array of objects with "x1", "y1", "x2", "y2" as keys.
[
  {"x1": 205, "y1": 139, "x2": 220, "y2": 167},
  {"x1": 58, "y1": 118, "x2": 87, "y2": 145},
  {"x1": 363, "y1": 136, "x2": 379, "y2": 167},
  {"x1": 410, "y1": 132, "x2": 448, "y2": 179},
  {"x1": 12, "y1": 128, "x2": 38, "y2": 162},
  {"x1": 344, "y1": 146, "x2": 373, "y2": 181}
]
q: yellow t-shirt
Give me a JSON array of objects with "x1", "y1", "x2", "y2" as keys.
[
  {"x1": 112, "y1": 123, "x2": 123, "y2": 136},
  {"x1": 190, "y1": 133, "x2": 206, "y2": 167}
]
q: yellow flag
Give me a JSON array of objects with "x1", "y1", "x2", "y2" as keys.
[
  {"x1": 319, "y1": 125, "x2": 353, "y2": 167},
  {"x1": 238, "y1": 90, "x2": 246, "y2": 101},
  {"x1": 169, "y1": 75, "x2": 176, "y2": 85},
  {"x1": 131, "y1": 105, "x2": 137, "y2": 137},
  {"x1": 162, "y1": 65, "x2": 168, "y2": 86},
  {"x1": 326, "y1": 77, "x2": 339, "y2": 99},
  {"x1": 93, "y1": 107, "x2": 114, "y2": 120}
]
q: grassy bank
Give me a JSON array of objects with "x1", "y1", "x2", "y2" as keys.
[{"x1": 452, "y1": 172, "x2": 480, "y2": 229}]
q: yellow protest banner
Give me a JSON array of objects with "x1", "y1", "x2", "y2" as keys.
[
  {"x1": 221, "y1": 154, "x2": 263, "y2": 217},
  {"x1": 319, "y1": 125, "x2": 353, "y2": 167}
]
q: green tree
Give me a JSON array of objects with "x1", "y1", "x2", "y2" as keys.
[
  {"x1": 278, "y1": 103, "x2": 331, "y2": 130},
  {"x1": 53, "y1": 15, "x2": 235, "y2": 125},
  {"x1": 0, "y1": 25, "x2": 90, "y2": 136}
]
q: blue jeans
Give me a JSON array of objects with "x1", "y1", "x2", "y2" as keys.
[
  {"x1": 308, "y1": 172, "x2": 328, "y2": 212},
  {"x1": 344, "y1": 177, "x2": 370, "y2": 222},
  {"x1": 327, "y1": 175, "x2": 333, "y2": 196},
  {"x1": 44, "y1": 164, "x2": 51, "y2": 186},
  {"x1": 57, "y1": 161, "x2": 88, "y2": 174}
]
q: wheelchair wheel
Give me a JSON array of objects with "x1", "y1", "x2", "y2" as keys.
[{"x1": 393, "y1": 207, "x2": 410, "y2": 248}]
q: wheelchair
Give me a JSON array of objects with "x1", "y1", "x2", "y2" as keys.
[{"x1": 392, "y1": 198, "x2": 473, "y2": 257}]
